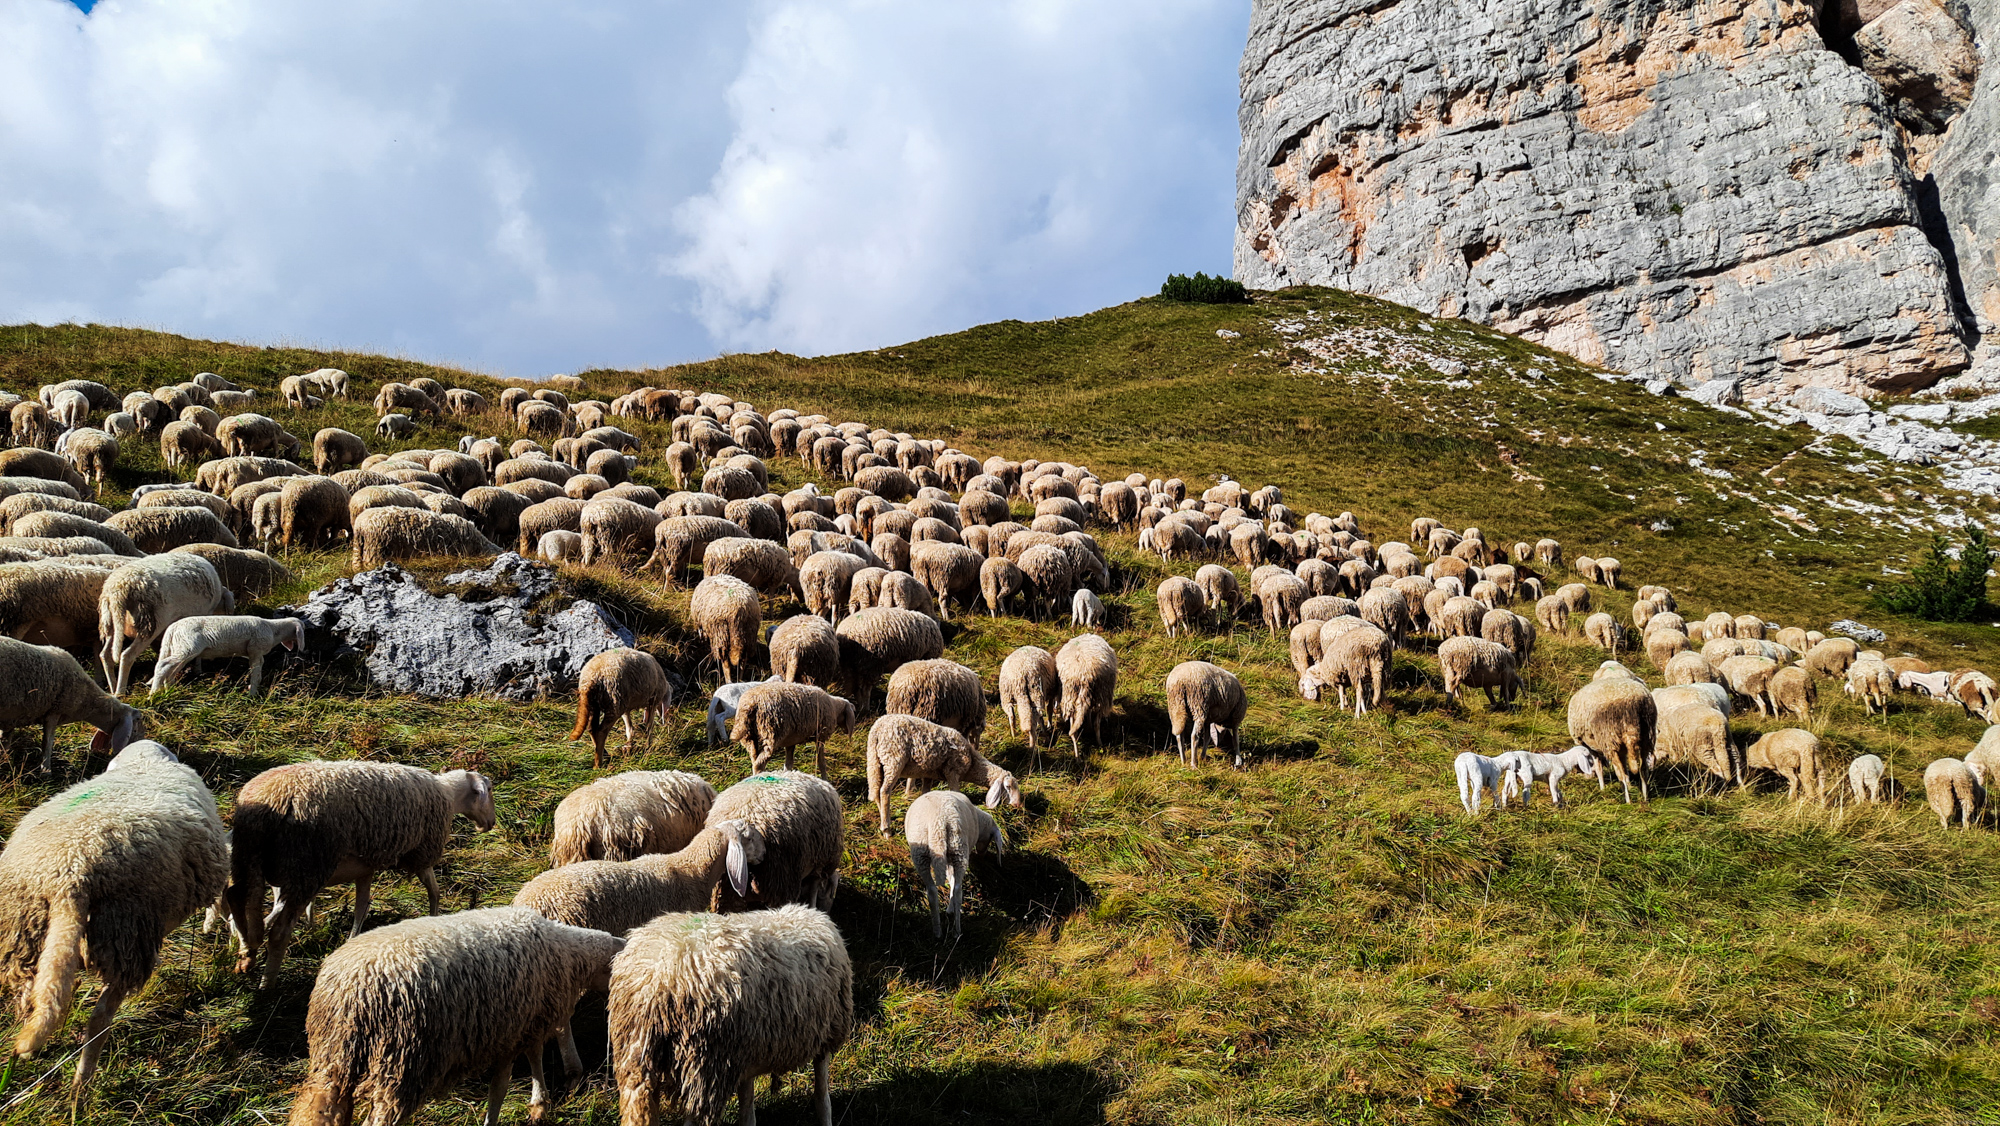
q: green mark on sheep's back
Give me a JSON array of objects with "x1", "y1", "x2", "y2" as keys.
[{"x1": 59, "y1": 786, "x2": 100, "y2": 812}]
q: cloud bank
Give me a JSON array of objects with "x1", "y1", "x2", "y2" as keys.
[{"x1": 1, "y1": 0, "x2": 1244, "y2": 375}]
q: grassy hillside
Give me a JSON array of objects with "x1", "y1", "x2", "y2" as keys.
[{"x1": 1, "y1": 293, "x2": 1998, "y2": 1126}]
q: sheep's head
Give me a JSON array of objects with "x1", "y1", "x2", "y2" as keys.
[
  {"x1": 445, "y1": 770, "x2": 498, "y2": 831},
  {"x1": 1298, "y1": 673, "x2": 1324, "y2": 703},
  {"x1": 985, "y1": 770, "x2": 1024, "y2": 811},
  {"x1": 835, "y1": 698, "x2": 857, "y2": 737},
  {"x1": 716, "y1": 819, "x2": 766, "y2": 897}
]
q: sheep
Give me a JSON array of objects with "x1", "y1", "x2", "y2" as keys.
[
  {"x1": 1068, "y1": 587, "x2": 1107, "y2": 631},
  {"x1": 1165, "y1": 660, "x2": 1247, "y2": 768},
  {"x1": 0, "y1": 492, "x2": 110, "y2": 533},
  {"x1": 537, "y1": 529, "x2": 583, "y2": 563},
  {"x1": 1496, "y1": 745, "x2": 1604, "y2": 808},
  {"x1": 290, "y1": 907, "x2": 623, "y2": 1126},
  {"x1": 866, "y1": 713, "x2": 1023, "y2": 835},
  {"x1": 1951, "y1": 668, "x2": 1999, "y2": 721},
  {"x1": 1653, "y1": 701, "x2": 1736, "y2": 790},
  {"x1": 886, "y1": 658, "x2": 988, "y2": 744},
  {"x1": 607, "y1": 904, "x2": 852, "y2": 1126},
  {"x1": 1454, "y1": 751, "x2": 1511, "y2": 814},
  {"x1": 1155, "y1": 575, "x2": 1207, "y2": 638},
  {"x1": 580, "y1": 495, "x2": 663, "y2": 568},
  {"x1": 1258, "y1": 569, "x2": 1307, "y2": 634},
  {"x1": 730, "y1": 682, "x2": 857, "y2": 775},
  {"x1": 1848, "y1": 753, "x2": 1887, "y2": 804},
  {"x1": 351, "y1": 507, "x2": 499, "y2": 568},
  {"x1": 704, "y1": 678, "x2": 778, "y2": 748},
  {"x1": 705, "y1": 771, "x2": 844, "y2": 911},
  {"x1": 226, "y1": 761, "x2": 496, "y2": 988},
  {"x1": 11, "y1": 510, "x2": 143, "y2": 556},
  {"x1": 1357, "y1": 584, "x2": 1411, "y2": 648},
  {"x1": 374, "y1": 381, "x2": 440, "y2": 418},
  {"x1": 1015, "y1": 543, "x2": 1074, "y2": 620},
  {"x1": 0, "y1": 742, "x2": 225, "y2": 1097},
  {"x1": 1584, "y1": 611, "x2": 1624, "y2": 655},
  {"x1": 1567, "y1": 676, "x2": 1655, "y2": 802},
  {"x1": 0, "y1": 558, "x2": 119, "y2": 651},
  {"x1": 1744, "y1": 729, "x2": 1825, "y2": 802},
  {"x1": 0, "y1": 448, "x2": 88, "y2": 493},
  {"x1": 1481, "y1": 608, "x2": 1535, "y2": 662},
  {"x1": 1925, "y1": 758, "x2": 1985, "y2": 828},
  {"x1": 1717, "y1": 654, "x2": 1780, "y2": 716},
  {"x1": 148, "y1": 614, "x2": 302, "y2": 695},
  {"x1": 1803, "y1": 637, "x2": 1859, "y2": 677},
  {"x1": 1769, "y1": 665, "x2": 1816, "y2": 719},
  {"x1": 691, "y1": 574, "x2": 762, "y2": 684},
  {"x1": 768, "y1": 612, "x2": 840, "y2": 689},
  {"x1": 64, "y1": 428, "x2": 118, "y2": 494},
  {"x1": 997, "y1": 645, "x2": 1060, "y2": 755},
  {"x1": 573, "y1": 647, "x2": 674, "y2": 768},
  {"x1": 97, "y1": 552, "x2": 233, "y2": 695},
  {"x1": 1301, "y1": 624, "x2": 1392, "y2": 717},
  {"x1": 1438, "y1": 636, "x2": 1524, "y2": 709},
  {"x1": 1055, "y1": 633, "x2": 1118, "y2": 755},
  {"x1": 551, "y1": 770, "x2": 718, "y2": 867},
  {"x1": 514, "y1": 820, "x2": 765, "y2": 938},
  {"x1": 704, "y1": 536, "x2": 801, "y2": 597},
  {"x1": 311, "y1": 427, "x2": 368, "y2": 474},
  {"x1": 910, "y1": 540, "x2": 984, "y2": 618},
  {"x1": 1846, "y1": 656, "x2": 1894, "y2": 714},
  {"x1": 905, "y1": 790, "x2": 1006, "y2": 939},
  {"x1": 1644, "y1": 628, "x2": 1691, "y2": 669},
  {"x1": 107, "y1": 504, "x2": 241, "y2": 553},
  {"x1": 835, "y1": 606, "x2": 945, "y2": 709}
]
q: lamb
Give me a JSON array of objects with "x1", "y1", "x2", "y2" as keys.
[
  {"x1": 705, "y1": 678, "x2": 779, "y2": 748},
  {"x1": 1301, "y1": 624, "x2": 1393, "y2": 717},
  {"x1": 226, "y1": 760, "x2": 496, "y2": 987},
  {"x1": 1454, "y1": 751, "x2": 1511, "y2": 814},
  {"x1": 705, "y1": 771, "x2": 844, "y2": 911},
  {"x1": 350, "y1": 507, "x2": 499, "y2": 567},
  {"x1": 1496, "y1": 745, "x2": 1604, "y2": 808},
  {"x1": 1072, "y1": 587, "x2": 1106, "y2": 630},
  {"x1": 1438, "y1": 636, "x2": 1524, "y2": 709},
  {"x1": 835, "y1": 606, "x2": 946, "y2": 709},
  {"x1": 148, "y1": 614, "x2": 303, "y2": 695},
  {"x1": 999, "y1": 645, "x2": 1060, "y2": 754},
  {"x1": 1845, "y1": 656, "x2": 1894, "y2": 714},
  {"x1": 691, "y1": 574, "x2": 763, "y2": 682},
  {"x1": 866, "y1": 713, "x2": 1023, "y2": 834},
  {"x1": 1056, "y1": 633, "x2": 1118, "y2": 755},
  {"x1": 98, "y1": 552, "x2": 234, "y2": 695},
  {"x1": 0, "y1": 742, "x2": 226, "y2": 1098},
  {"x1": 905, "y1": 791, "x2": 1006, "y2": 939},
  {"x1": 1925, "y1": 758, "x2": 1985, "y2": 829},
  {"x1": 770, "y1": 612, "x2": 842, "y2": 688},
  {"x1": 886, "y1": 658, "x2": 988, "y2": 744},
  {"x1": 1165, "y1": 660, "x2": 1247, "y2": 767},
  {"x1": 1768, "y1": 665, "x2": 1817, "y2": 719},
  {"x1": 607, "y1": 904, "x2": 852, "y2": 1126},
  {"x1": 289, "y1": 907, "x2": 623, "y2": 1126},
  {"x1": 1744, "y1": 729, "x2": 1825, "y2": 802},
  {"x1": 1567, "y1": 676, "x2": 1656, "y2": 802},
  {"x1": 730, "y1": 682, "x2": 858, "y2": 775},
  {"x1": 573, "y1": 647, "x2": 675, "y2": 767},
  {"x1": 513, "y1": 820, "x2": 765, "y2": 937},
  {"x1": 550, "y1": 770, "x2": 718, "y2": 866},
  {"x1": 1847, "y1": 753, "x2": 1887, "y2": 804}
]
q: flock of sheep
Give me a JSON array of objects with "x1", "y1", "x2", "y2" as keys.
[{"x1": 0, "y1": 362, "x2": 1993, "y2": 1123}]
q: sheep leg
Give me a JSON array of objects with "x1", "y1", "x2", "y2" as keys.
[
  {"x1": 418, "y1": 867, "x2": 445, "y2": 916},
  {"x1": 70, "y1": 980, "x2": 129, "y2": 1098},
  {"x1": 527, "y1": 1044, "x2": 552, "y2": 1122},
  {"x1": 246, "y1": 653, "x2": 266, "y2": 696},
  {"x1": 923, "y1": 862, "x2": 942, "y2": 938},
  {"x1": 259, "y1": 889, "x2": 311, "y2": 989},
  {"x1": 484, "y1": 1063, "x2": 511, "y2": 1126},
  {"x1": 558, "y1": 1025, "x2": 583, "y2": 1077},
  {"x1": 738, "y1": 1075, "x2": 758, "y2": 1126},
  {"x1": 115, "y1": 633, "x2": 146, "y2": 697},
  {"x1": 39, "y1": 720, "x2": 57, "y2": 773},
  {"x1": 815, "y1": 738, "x2": 828, "y2": 778},
  {"x1": 349, "y1": 877, "x2": 375, "y2": 936},
  {"x1": 947, "y1": 860, "x2": 965, "y2": 938}
]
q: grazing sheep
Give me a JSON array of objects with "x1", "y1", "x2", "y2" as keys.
[
  {"x1": 1769, "y1": 665, "x2": 1817, "y2": 719},
  {"x1": 906, "y1": 791, "x2": 1006, "y2": 939},
  {"x1": 1803, "y1": 637, "x2": 1860, "y2": 677},
  {"x1": 97, "y1": 552, "x2": 233, "y2": 695},
  {"x1": 1165, "y1": 660, "x2": 1247, "y2": 767},
  {"x1": 12, "y1": 510, "x2": 143, "y2": 556},
  {"x1": 1072, "y1": 588, "x2": 1106, "y2": 630},
  {"x1": 290, "y1": 907, "x2": 622, "y2": 1126},
  {"x1": 312, "y1": 428, "x2": 368, "y2": 474},
  {"x1": 550, "y1": 770, "x2": 718, "y2": 866},
  {"x1": 691, "y1": 574, "x2": 762, "y2": 683},
  {"x1": 1567, "y1": 677, "x2": 1655, "y2": 802},
  {"x1": 514, "y1": 820, "x2": 764, "y2": 937},
  {"x1": 1257, "y1": 569, "x2": 1307, "y2": 634},
  {"x1": 1496, "y1": 745, "x2": 1604, "y2": 808},
  {"x1": 910, "y1": 541, "x2": 983, "y2": 618},
  {"x1": 607, "y1": 905, "x2": 852, "y2": 1126},
  {"x1": 0, "y1": 557, "x2": 123, "y2": 651},
  {"x1": 149, "y1": 614, "x2": 302, "y2": 695},
  {"x1": 1015, "y1": 543, "x2": 1074, "y2": 620},
  {"x1": 1156, "y1": 576, "x2": 1206, "y2": 638},
  {"x1": 798, "y1": 551, "x2": 865, "y2": 623},
  {"x1": 1438, "y1": 636, "x2": 1524, "y2": 709},
  {"x1": 1534, "y1": 594, "x2": 1570, "y2": 635},
  {"x1": 0, "y1": 743, "x2": 225, "y2": 1097},
  {"x1": 835, "y1": 606, "x2": 945, "y2": 709},
  {"x1": 1055, "y1": 633, "x2": 1118, "y2": 755},
  {"x1": 351, "y1": 507, "x2": 499, "y2": 568},
  {"x1": 226, "y1": 761, "x2": 496, "y2": 987},
  {"x1": 1455, "y1": 751, "x2": 1511, "y2": 814},
  {"x1": 1653, "y1": 701, "x2": 1736, "y2": 789},
  {"x1": 705, "y1": 679, "x2": 778, "y2": 749},
  {"x1": 1925, "y1": 758, "x2": 1984, "y2": 828},
  {"x1": 705, "y1": 771, "x2": 844, "y2": 912},
  {"x1": 704, "y1": 536, "x2": 801, "y2": 598},
  {"x1": 1718, "y1": 654, "x2": 1780, "y2": 716},
  {"x1": 573, "y1": 647, "x2": 674, "y2": 768},
  {"x1": 770, "y1": 612, "x2": 842, "y2": 689},
  {"x1": 1951, "y1": 668, "x2": 1999, "y2": 721},
  {"x1": 865, "y1": 713, "x2": 1023, "y2": 835},
  {"x1": 1644, "y1": 628, "x2": 1691, "y2": 669},
  {"x1": 731, "y1": 682, "x2": 857, "y2": 775},
  {"x1": 1584, "y1": 612, "x2": 1624, "y2": 655},
  {"x1": 106, "y1": 504, "x2": 240, "y2": 553},
  {"x1": 580, "y1": 496, "x2": 664, "y2": 568},
  {"x1": 0, "y1": 492, "x2": 111, "y2": 534},
  {"x1": 1848, "y1": 754, "x2": 1887, "y2": 804},
  {"x1": 538, "y1": 529, "x2": 585, "y2": 563},
  {"x1": 886, "y1": 658, "x2": 988, "y2": 744},
  {"x1": 1846, "y1": 657, "x2": 1895, "y2": 714},
  {"x1": 998, "y1": 645, "x2": 1060, "y2": 753},
  {"x1": 1480, "y1": 608, "x2": 1536, "y2": 662},
  {"x1": 978, "y1": 556, "x2": 1026, "y2": 618},
  {"x1": 1301, "y1": 624, "x2": 1393, "y2": 716},
  {"x1": 1744, "y1": 729, "x2": 1825, "y2": 802}
]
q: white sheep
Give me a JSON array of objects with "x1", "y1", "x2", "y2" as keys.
[
  {"x1": 905, "y1": 790, "x2": 1006, "y2": 939},
  {"x1": 706, "y1": 677, "x2": 781, "y2": 748},
  {"x1": 1453, "y1": 751, "x2": 1509, "y2": 814},
  {"x1": 1070, "y1": 588, "x2": 1105, "y2": 630},
  {"x1": 1497, "y1": 745, "x2": 1603, "y2": 808},
  {"x1": 97, "y1": 552, "x2": 233, "y2": 695},
  {"x1": 1847, "y1": 753, "x2": 1887, "y2": 804},
  {"x1": 148, "y1": 614, "x2": 303, "y2": 695}
]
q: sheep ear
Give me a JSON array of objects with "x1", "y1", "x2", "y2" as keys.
[
  {"x1": 726, "y1": 834, "x2": 752, "y2": 897},
  {"x1": 985, "y1": 777, "x2": 1006, "y2": 808}
]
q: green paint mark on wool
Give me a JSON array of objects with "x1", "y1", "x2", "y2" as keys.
[
  {"x1": 61, "y1": 786, "x2": 101, "y2": 811},
  {"x1": 751, "y1": 774, "x2": 785, "y2": 784}
]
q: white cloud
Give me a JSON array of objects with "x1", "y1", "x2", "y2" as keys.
[{"x1": 0, "y1": 0, "x2": 1244, "y2": 374}]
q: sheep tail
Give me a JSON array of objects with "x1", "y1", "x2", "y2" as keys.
[
  {"x1": 15, "y1": 890, "x2": 87, "y2": 1057},
  {"x1": 287, "y1": 1066, "x2": 356, "y2": 1126},
  {"x1": 572, "y1": 681, "x2": 607, "y2": 741}
]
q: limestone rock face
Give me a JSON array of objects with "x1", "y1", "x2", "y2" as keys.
[
  {"x1": 1930, "y1": 0, "x2": 2000, "y2": 338},
  {"x1": 1236, "y1": 0, "x2": 1989, "y2": 395}
]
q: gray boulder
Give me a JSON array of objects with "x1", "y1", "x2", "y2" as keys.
[{"x1": 292, "y1": 553, "x2": 634, "y2": 700}]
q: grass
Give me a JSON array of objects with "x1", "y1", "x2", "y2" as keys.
[{"x1": 2, "y1": 292, "x2": 2000, "y2": 1124}]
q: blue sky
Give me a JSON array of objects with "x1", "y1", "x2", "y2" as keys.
[{"x1": 4, "y1": 0, "x2": 1245, "y2": 376}]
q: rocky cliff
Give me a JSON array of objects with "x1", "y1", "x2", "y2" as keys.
[{"x1": 1235, "y1": 0, "x2": 1996, "y2": 395}]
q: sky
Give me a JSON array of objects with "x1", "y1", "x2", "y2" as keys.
[{"x1": 1, "y1": 0, "x2": 1247, "y2": 377}]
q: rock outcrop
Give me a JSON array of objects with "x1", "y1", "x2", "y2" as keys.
[
  {"x1": 1236, "y1": 0, "x2": 1991, "y2": 396},
  {"x1": 291, "y1": 553, "x2": 633, "y2": 700}
]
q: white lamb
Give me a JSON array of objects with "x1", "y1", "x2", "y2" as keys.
[
  {"x1": 149, "y1": 614, "x2": 304, "y2": 695},
  {"x1": 904, "y1": 790, "x2": 1006, "y2": 939},
  {"x1": 1497, "y1": 745, "x2": 1603, "y2": 808},
  {"x1": 705, "y1": 676, "x2": 780, "y2": 748},
  {"x1": 1071, "y1": 588, "x2": 1105, "y2": 630},
  {"x1": 1453, "y1": 751, "x2": 1510, "y2": 814}
]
